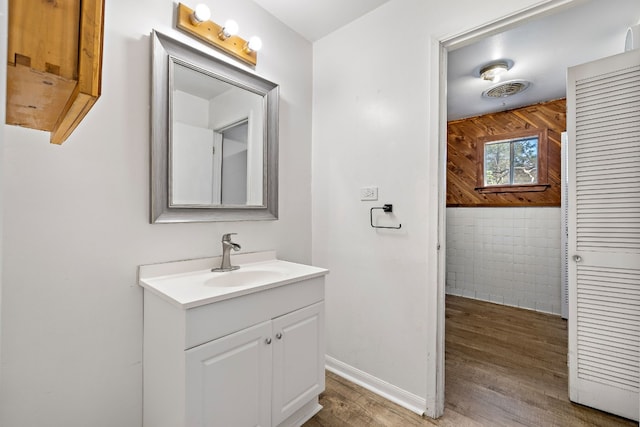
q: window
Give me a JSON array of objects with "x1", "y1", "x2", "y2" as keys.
[
  {"x1": 476, "y1": 129, "x2": 549, "y2": 193},
  {"x1": 484, "y1": 136, "x2": 538, "y2": 185}
]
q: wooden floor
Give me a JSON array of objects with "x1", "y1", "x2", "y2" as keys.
[{"x1": 305, "y1": 295, "x2": 637, "y2": 427}]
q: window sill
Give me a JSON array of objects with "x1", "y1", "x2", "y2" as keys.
[{"x1": 475, "y1": 184, "x2": 550, "y2": 194}]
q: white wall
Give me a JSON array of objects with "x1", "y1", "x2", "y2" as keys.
[
  {"x1": 174, "y1": 90, "x2": 210, "y2": 127},
  {"x1": 446, "y1": 207, "x2": 562, "y2": 314},
  {"x1": 172, "y1": 122, "x2": 216, "y2": 204},
  {"x1": 312, "y1": 0, "x2": 557, "y2": 415},
  {"x1": 172, "y1": 91, "x2": 215, "y2": 204},
  {"x1": 0, "y1": 1, "x2": 312, "y2": 426}
]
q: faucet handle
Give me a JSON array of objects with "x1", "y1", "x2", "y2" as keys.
[{"x1": 222, "y1": 233, "x2": 237, "y2": 241}]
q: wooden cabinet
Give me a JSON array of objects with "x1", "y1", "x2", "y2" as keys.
[
  {"x1": 143, "y1": 277, "x2": 325, "y2": 427},
  {"x1": 6, "y1": 0, "x2": 104, "y2": 144}
]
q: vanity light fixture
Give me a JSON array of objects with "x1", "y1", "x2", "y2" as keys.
[
  {"x1": 219, "y1": 19, "x2": 239, "y2": 40},
  {"x1": 190, "y1": 4, "x2": 211, "y2": 25},
  {"x1": 479, "y1": 61, "x2": 510, "y2": 82},
  {"x1": 176, "y1": 3, "x2": 261, "y2": 66},
  {"x1": 244, "y1": 36, "x2": 263, "y2": 53}
]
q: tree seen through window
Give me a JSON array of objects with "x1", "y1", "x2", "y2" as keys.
[{"x1": 484, "y1": 137, "x2": 538, "y2": 186}]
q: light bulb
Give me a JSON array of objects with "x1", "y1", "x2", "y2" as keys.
[
  {"x1": 223, "y1": 20, "x2": 239, "y2": 36},
  {"x1": 480, "y1": 62, "x2": 508, "y2": 82},
  {"x1": 245, "y1": 36, "x2": 263, "y2": 53},
  {"x1": 219, "y1": 19, "x2": 239, "y2": 39},
  {"x1": 191, "y1": 4, "x2": 211, "y2": 25}
]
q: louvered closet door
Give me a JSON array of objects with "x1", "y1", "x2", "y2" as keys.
[{"x1": 567, "y1": 48, "x2": 640, "y2": 421}]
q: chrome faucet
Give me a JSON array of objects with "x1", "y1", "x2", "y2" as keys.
[{"x1": 212, "y1": 233, "x2": 241, "y2": 272}]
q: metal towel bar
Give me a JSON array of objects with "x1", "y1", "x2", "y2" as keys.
[{"x1": 370, "y1": 204, "x2": 402, "y2": 229}]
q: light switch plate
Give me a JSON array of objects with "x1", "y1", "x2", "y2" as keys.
[{"x1": 360, "y1": 186, "x2": 378, "y2": 201}]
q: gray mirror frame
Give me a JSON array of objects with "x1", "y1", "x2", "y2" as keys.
[{"x1": 151, "y1": 30, "x2": 279, "y2": 223}]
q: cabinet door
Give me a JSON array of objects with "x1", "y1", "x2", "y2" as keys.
[
  {"x1": 271, "y1": 302, "x2": 325, "y2": 426},
  {"x1": 186, "y1": 320, "x2": 272, "y2": 427}
]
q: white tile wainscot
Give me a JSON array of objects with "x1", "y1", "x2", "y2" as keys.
[
  {"x1": 446, "y1": 207, "x2": 562, "y2": 314},
  {"x1": 139, "y1": 251, "x2": 329, "y2": 427}
]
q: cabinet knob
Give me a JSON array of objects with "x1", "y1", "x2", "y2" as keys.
[
  {"x1": 265, "y1": 338, "x2": 272, "y2": 345},
  {"x1": 276, "y1": 332, "x2": 283, "y2": 340}
]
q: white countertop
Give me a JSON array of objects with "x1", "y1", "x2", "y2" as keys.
[{"x1": 138, "y1": 251, "x2": 329, "y2": 309}]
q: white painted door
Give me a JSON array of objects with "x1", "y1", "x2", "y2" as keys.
[
  {"x1": 171, "y1": 123, "x2": 221, "y2": 205},
  {"x1": 185, "y1": 321, "x2": 272, "y2": 427},
  {"x1": 271, "y1": 302, "x2": 325, "y2": 426},
  {"x1": 567, "y1": 49, "x2": 640, "y2": 421}
]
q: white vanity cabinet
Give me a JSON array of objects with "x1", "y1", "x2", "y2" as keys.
[
  {"x1": 139, "y1": 253, "x2": 328, "y2": 427},
  {"x1": 185, "y1": 320, "x2": 272, "y2": 427},
  {"x1": 271, "y1": 302, "x2": 325, "y2": 425},
  {"x1": 185, "y1": 302, "x2": 324, "y2": 427}
]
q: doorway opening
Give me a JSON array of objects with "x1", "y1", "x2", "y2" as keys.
[
  {"x1": 434, "y1": 0, "x2": 639, "y2": 422},
  {"x1": 218, "y1": 119, "x2": 250, "y2": 205}
]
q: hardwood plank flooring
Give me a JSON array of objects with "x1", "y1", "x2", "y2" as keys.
[{"x1": 306, "y1": 295, "x2": 637, "y2": 426}]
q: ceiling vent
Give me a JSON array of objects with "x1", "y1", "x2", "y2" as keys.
[{"x1": 482, "y1": 79, "x2": 531, "y2": 98}]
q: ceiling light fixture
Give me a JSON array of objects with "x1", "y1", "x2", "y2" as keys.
[
  {"x1": 479, "y1": 61, "x2": 510, "y2": 82},
  {"x1": 625, "y1": 23, "x2": 640, "y2": 52},
  {"x1": 177, "y1": 3, "x2": 261, "y2": 66}
]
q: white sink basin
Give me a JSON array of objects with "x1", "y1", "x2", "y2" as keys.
[
  {"x1": 138, "y1": 251, "x2": 328, "y2": 308},
  {"x1": 204, "y1": 269, "x2": 285, "y2": 287}
]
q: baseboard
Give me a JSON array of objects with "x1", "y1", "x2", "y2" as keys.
[{"x1": 325, "y1": 356, "x2": 426, "y2": 416}]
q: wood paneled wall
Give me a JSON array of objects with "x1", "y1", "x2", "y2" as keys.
[{"x1": 447, "y1": 99, "x2": 566, "y2": 207}]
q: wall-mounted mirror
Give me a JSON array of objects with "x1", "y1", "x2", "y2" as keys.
[{"x1": 151, "y1": 31, "x2": 279, "y2": 223}]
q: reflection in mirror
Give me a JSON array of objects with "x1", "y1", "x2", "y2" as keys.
[
  {"x1": 219, "y1": 120, "x2": 249, "y2": 205},
  {"x1": 151, "y1": 31, "x2": 279, "y2": 223},
  {"x1": 171, "y1": 63, "x2": 263, "y2": 207}
]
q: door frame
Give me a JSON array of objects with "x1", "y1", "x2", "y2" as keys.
[{"x1": 431, "y1": 0, "x2": 581, "y2": 417}]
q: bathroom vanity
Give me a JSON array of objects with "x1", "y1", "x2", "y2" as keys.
[{"x1": 138, "y1": 251, "x2": 328, "y2": 427}]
